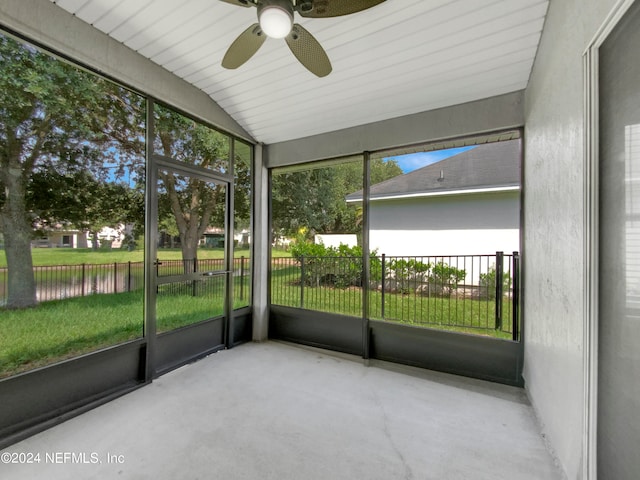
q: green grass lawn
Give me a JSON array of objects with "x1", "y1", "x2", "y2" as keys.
[
  {"x1": 271, "y1": 284, "x2": 514, "y2": 340},
  {"x1": 0, "y1": 277, "x2": 251, "y2": 379},
  {"x1": 0, "y1": 249, "x2": 514, "y2": 379},
  {"x1": 0, "y1": 291, "x2": 144, "y2": 379},
  {"x1": 0, "y1": 272, "x2": 511, "y2": 379},
  {"x1": 0, "y1": 247, "x2": 265, "y2": 267},
  {"x1": 0, "y1": 246, "x2": 261, "y2": 378},
  {"x1": 270, "y1": 264, "x2": 516, "y2": 340}
]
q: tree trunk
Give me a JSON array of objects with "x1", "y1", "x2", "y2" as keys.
[
  {"x1": 1, "y1": 168, "x2": 37, "y2": 308},
  {"x1": 91, "y1": 230, "x2": 100, "y2": 250},
  {"x1": 180, "y1": 225, "x2": 199, "y2": 274}
]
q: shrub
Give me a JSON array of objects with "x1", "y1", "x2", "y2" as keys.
[
  {"x1": 479, "y1": 266, "x2": 511, "y2": 299},
  {"x1": 386, "y1": 258, "x2": 431, "y2": 294},
  {"x1": 429, "y1": 262, "x2": 466, "y2": 297},
  {"x1": 289, "y1": 239, "x2": 378, "y2": 289},
  {"x1": 291, "y1": 241, "x2": 330, "y2": 286},
  {"x1": 290, "y1": 240, "x2": 329, "y2": 259}
]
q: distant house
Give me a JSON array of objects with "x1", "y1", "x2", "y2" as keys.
[
  {"x1": 32, "y1": 228, "x2": 83, "y2": 248},
  {"x1": 346, "y1": 140, "x2": 521, "y2": 257},
  {"x1": 32, "y1": 224, "x2": 128, "y2": 249}
]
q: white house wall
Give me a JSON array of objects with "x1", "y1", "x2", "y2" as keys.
[{"x1": 369, "y1": 192, "x2": 520, "y2": 257}]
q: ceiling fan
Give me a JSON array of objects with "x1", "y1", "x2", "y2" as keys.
[{"x1": 219, "y1": 0, "x2": 387, "y2": 77}]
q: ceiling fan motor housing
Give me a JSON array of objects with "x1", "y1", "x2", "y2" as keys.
[
  {"x1": 257, "y1": 0, "x2": 294, "y2": 38},
  {"x1": 221, "y1": 0, "x2": 386, "y2": 76},
  {"x1": 297, "y1": 1, "x2": 313, "y2": 13},
  {"x1": 257, "y1": 0, "x2": 295, "y2": 21}
]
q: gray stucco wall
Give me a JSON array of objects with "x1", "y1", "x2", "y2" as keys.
[
  {"x1": 523, "y1": 1, "x2": 618, "y2": 479},
  {"x1": 0, "y1": 0, "x2": 252, "y2": 142}
]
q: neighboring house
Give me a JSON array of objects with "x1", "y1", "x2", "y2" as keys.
[
  {"x1": 235, "y1": 229, "x2": 251, "y2": 248},
  {"x1": 346, "y1": 140, "x2": 521, "y2": 257},
  {"x1": 32, "y1": 228, "x2": 83, "y2": 248},
  {"x1": 97, "y1": 226, "x2": 125, "y2": 248},
  {"x1": 32, "y1": 224, "x2": 127, "y2": 249},
  {"x1": 203, "y1": 228, "x2": 225, "y2": 248},
  {"x1": 158, "y1": 227, "x2": 249, "y2": 250},
  {"x1": 204, "y1": 227, "x2": 250, "y2": 248}
]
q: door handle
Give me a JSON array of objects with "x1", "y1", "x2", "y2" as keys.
[{"x1": 201, "y1": 271, "x2": 231, "y2": 277}]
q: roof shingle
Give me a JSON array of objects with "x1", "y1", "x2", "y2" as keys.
[{"x1": 347, "y1": 139, "x2": 520, "y2": 201}]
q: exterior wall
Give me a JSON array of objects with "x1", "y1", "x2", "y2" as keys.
[
  {"x1": 32, "y1": 232, "x2": 80, "y2": 248},
  {"x1": 523, "y1": 0, "x2": 618, "y2": 478},
  {"x1": 369, "y1": 192, "x2": 520, "y2": 257}
]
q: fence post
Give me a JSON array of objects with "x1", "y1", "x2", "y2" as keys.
[
  {"x1": 300, "y1": 255, "x2": 305, "y2": 308},
  {"x1": 127, "y1": 261, "x2": 132, "y2": 292},
  {"x1": 81, "y1": 263, "x2": 86, "y2": 297},
  {"x1": 192, "y1": 257, "x2": 197, "y2": 297},
  {"x1": 240, "y1": 256, "x2": 245, "y2": 300},
  {"x1": 495, "y1": 251, "x2": 504, "y2": 330},
  {"x1": 0, "y1": 267, "x2": 6, "y2": 304},
  {"x1": 512, "y1": 251, "x2": 520, "y2": 341},
  {"x1": 381, "y1": 254, "x2": 386, "y2": 319},
  {"x1": 113, "y1": 262, "x2": 118, "y2": 293}
]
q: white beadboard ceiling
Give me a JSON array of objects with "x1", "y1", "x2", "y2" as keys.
[{"x1": 49, "y1": 0, "x2": 548, "y2": 145}]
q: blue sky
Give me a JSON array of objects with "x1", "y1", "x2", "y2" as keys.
[{"x1": 386, "y1": 146, "x2": 476, "y2": 173}]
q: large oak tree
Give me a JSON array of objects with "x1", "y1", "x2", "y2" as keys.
[
  {"x1": 0, "y1": 33, "x2": 144, "y2": 308},
  {"x1": 154, "y1": 105, "x2": 231, "y2": 265},
  {"x1": 271, "y1": 159, "x2": 403, "y2": 239}
]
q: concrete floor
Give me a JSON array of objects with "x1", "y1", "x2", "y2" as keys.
[{"x1": 1, "y1": 341, "x2": 562, "y2": 480}]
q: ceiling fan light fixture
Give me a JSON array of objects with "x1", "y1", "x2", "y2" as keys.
[
  {"x1": 222, "y1": 0, "x2": 387, "y2": 76},
  {"x1": 259, "y1": 5, "x2": 293, "y2": 39}
]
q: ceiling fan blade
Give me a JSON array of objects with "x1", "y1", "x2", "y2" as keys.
[
  {"x1": 218, "y1": 0, "x2": 254, "y2": 8},
  {"x1": 296, "y1": 0, "x2": 386, "y2": 18},
  {"x1": 285, "y1": 24, "x2": 331, "y2": 77},
  {"x1": 222, "y1": 24, "x2": 266, "y2": 69}
]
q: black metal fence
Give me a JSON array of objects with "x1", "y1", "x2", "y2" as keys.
[
  {"x1": 271, "y1": 252, "x2": 520, "y2": 339},
  {"x1": 0, "y1": 261, "x2": 145, "y2": 304},
  {"x1": 2, "y1": 252, "x2": 520, "y2": 338},
  {"x1": 0, "y1": 257, "x2": 250, "y2": 306}
]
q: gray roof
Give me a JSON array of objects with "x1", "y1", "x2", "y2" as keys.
[{"x1": 347, "y1": 139, "x2": 520, "y2": 202}]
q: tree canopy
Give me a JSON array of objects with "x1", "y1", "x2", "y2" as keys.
[
  {"x1": 153, "y1": 105, "x2": 234, "y2": 262},
  {"x1": 27, "y1": 169, "x2": 143, "y2": 248},
  {"x1": 271, "y1": 158, "x2": 402, "y2": 239},
  {"x1": 0, "y1": 33, "x2": 144, "y2": 307}
]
